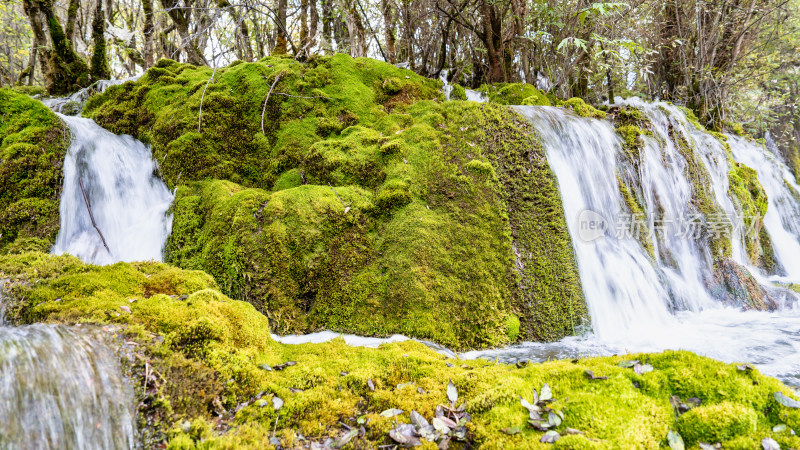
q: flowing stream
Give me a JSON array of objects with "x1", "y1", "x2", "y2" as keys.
[
  {"x1": 0, "y1": 286, "x2": 136, "y2": 449},
  {"x1": 52, "y1": 115, "x2": 174, "y2": 265},
  {"x1": 1, "y1": 101, "x2": 171, "y2": 448},
  {"x1": 465, "y1": 103, "x2": 800, "y2": 387}
]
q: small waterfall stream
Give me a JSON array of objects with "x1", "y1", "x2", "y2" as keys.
[
  {"x1": 0, "y1": 286, "x2": 136, "y2": 449},
  {"x1": 465, "y1": 103, "x2": 800, "y2": 386},
  {"x1": 1, "y1": 100, "x2": 172, "y2": 448},
  {"x1": 53, "y1": 115, "x2": 174, "y2": 265}
]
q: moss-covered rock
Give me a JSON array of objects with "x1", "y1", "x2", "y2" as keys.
[
  {"x1": 81, "y1": 57, "x2": 586, "y2": 349},
  {"x1": 84, "y1": 55, "x2": 442, "y2": 190},
  {"x1": 477, "y1": 83, "x2": 551, "y2": 106},
  {"x1": 162, "y1": 101, "x2": 585, "y2": 348},
  {"x1": 2, "y1": 252, "x2": 799, "y2": 449},
  {"x1": 0, "y1": 89, "x2": 68, "y2": 252},
  {"x1": 560, "y1": 97, "x2": 606, "y2": 119}
]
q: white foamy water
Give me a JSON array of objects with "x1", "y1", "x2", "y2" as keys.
[
  {"x1": 463, "y1": 104, "x2": 800, "y2": 386},
  {"x1": 729, "y1": 135, "x2": 800, "y2": 282},
  {"x1": 53, "y1": 115, "x2": 173, "y2": 265},
  {"x1": 264, "y1": 102, "x2": 800, "y2": 386}
]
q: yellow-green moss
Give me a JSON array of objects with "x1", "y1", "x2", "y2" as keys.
[
  {"x1": 0, "y1": 89, "x2": 69, "y2": 251},
  {"x1": 2, "y1": 252, "x2": 798, "y2": 449},
  {"x1": 478, "y1": 83, "x2": 551, "y2": 106},
  {"x1": 561, "y1": 97, "x2": 606, "y2": 119}
]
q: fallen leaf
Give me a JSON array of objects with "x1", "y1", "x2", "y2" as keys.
[
  {"x1": 772, "y1": 424, "x2": 789, "y2": 433},
  {"x1": 272, "y1": 396, "x2": 283, "y2": 411},
  {"x1": 389, "y1": 424, "x2": 420, "y2": 447},
  {"x1": 618, "y1": 360, "x2": 639, "y2": 368},
  {"x1": 762, "y1": 437, "x2": 780, "y2": 450},
  {"x1": 501, "y1": 426, "x2": 522, "y2": 435},
  {"x1": 634, "y1": 363, "x2": 654, "y2": 375},
  {"x1": 367, "y1": 379, "x2": 375, "y2": 391},
  {"x1": 667, "y1": 430, "x2": 684, "y2": 450},
  {"x1": 540, "y1": 383, "x2": 552, "y2": 402},
  {"x1": 585, "y1": 370, "x2": 608, "y2": 380},
  {"x1": 447, "y1": 380, "x2": 458, "y2": 403},
  {"x1": 333, "y1": 429, "x2": 358, "y2": 449},
  {"x1": 540, "y1": 430, "x2": 560, "y2": 443},
  {"x1": 410, "y1": 411, "x2": 428, "y2": 429},
  {"x1": 380, "y1": 408, "x2": 403, "y2": 417},
  {"x1": 775, "y1": 392, "x2": 800, "y2": 408},
  {"x1": 432, "y1": 417, "x2": 451, "y2": 434}
]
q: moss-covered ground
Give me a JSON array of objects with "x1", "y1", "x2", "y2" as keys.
[
  {"x1": 2, "y1": 251, "x2": 800, "y2": 449},
  {"x1": 81, "y1": 55, "x2": 585, "y2": 349},
  {"x1": 0, "y1": 89, "x2": 69, "y2": 252}
]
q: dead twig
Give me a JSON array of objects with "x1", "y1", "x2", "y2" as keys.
[
  {"x1": 261, "y1": 72, "x2": 283, "y2": 135},
  {"x1": 78, "y1": 175, "x2": 111, "y2": 255}
]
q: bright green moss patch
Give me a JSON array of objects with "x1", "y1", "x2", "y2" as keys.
[
  {"x1": 84, "y1": 55, "x2": 442, "y2": 190},
  {"x1": 2, "y1": 252, "x2": 799, "y2": 449},
  {"x1": 560, "y1": 97, "x2": 606, "y2": 119},
  {"x1": 147, "y1": 83, "x2": 585, "y2": 348},
  {"x1": 0, "y1": 89, "x2": 69, "y2": 251},
  {"x1": 478, "y1": 83, "x2": 551, "y2": 106}
]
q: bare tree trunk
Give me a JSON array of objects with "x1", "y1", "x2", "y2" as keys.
[
  {"x1": 143, "y1": 0, "x2": 155, "y2": 66},
  {"x1": 381, "y1": 0, "x2": 395, "y2": 63},
  {"x1": 402, "y1": 1, "x2": 413, "y2": 69},
  {"x1": 273, "y1": 0, "x2": 288, "y2": 54},
  {"x1": 159, "y1": 0, "x2": 207, "y2": 64},
  {"x1": 308, "y1": 0, "x2": 319, "y2": 52}
]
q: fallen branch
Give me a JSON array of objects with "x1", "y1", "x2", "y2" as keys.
[
  {"x1": 271, "y1": 92, "x2": 331, "y2": 100},
  {"x1": 78, "y1": 175, "x2": 111, "y2": 254},
  {"x1": 261, "y1": 73, "x2": 283, "y2": 135}
]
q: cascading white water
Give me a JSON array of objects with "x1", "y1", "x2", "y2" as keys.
[
  {"x1": 465, "y1": 103, "x2": 800, "y2": 386},
  {"x1": 0, "y1": 325, "x2": 137, "y2": 449},
  {"x1": 0, "y1": 283, "x2": 136, "y2": 449},
  {"x1": 729, "y1": 135, "x2": 800, "y2": 282},
  {"x1": 52, "y1": 115, "x2": 174, "y2": 265}
]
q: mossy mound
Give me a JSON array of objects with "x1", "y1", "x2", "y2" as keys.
[
  {"x1": 477, "y1": 83, "x2": 551, "y2": 106},
  {"x1": 559, "y1": 98, "x2": 606, "y2": 119},
  {"x1": 0, "y1": 89, "x2": 69, "y2": 253},
  {"x1": 2, "y1": 252, "x2": 799, "y2": 449},
  {"x1": 162, "y1": 100, "x2": 585, "y2": 348},
  {"x1": 81, "y1": 56, "x2": 586, "y2": 349},
  {"x1": 84, "y1": 54, "x2": 442, "y2": 190}
]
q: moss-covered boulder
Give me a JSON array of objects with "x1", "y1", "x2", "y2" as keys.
[
  {"x1": 477, "y1": 83, "x2": 551, "y2": 106},
  {"x1": 0, "y1": 89, "x2": 68, "y2": 253},
  {"x1": 83, "y1": 57, "x2": 586, "y2": 349},
  {"x1": 2, "y1": 252, "x2": 799, "y2": 449}
]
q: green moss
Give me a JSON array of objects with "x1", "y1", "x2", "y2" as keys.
[
  {"x1": 677, "y1": 402, "x2": 757, "y2": 446},
  {"x1": 125, "y1": 70, "x2": 584, "y2": 349},
  {"x1": 84, "y1": 54, "x2": 442, "y2": 190},
  {"x1": 478, "y1": 83, "x2": 551, "y2": 106},
  {"x1": 561, "y1": 98, "x2": 606, "y2": 119},
  {"x1": 1, "y1": 252, "x2": 798, "y2": 449},
  {"x1": 450, "y1": 84, "x2": 467, "y2": 101},
  {"x1": 618, "y1": 176, "x2": 654, "y2": 259},
  {"x1": 0, "y1": 89, "x2": 69, "y2": 252},
  {"x1": 729, "y1": 162, "x2": 772, "y2": 268}
]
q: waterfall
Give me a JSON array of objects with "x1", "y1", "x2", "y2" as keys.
[
  {"x1": 52, "y1": 115, "x2": 174, "y2": 265},
  {"x1": 729, "y1": 135, "x2": 800, "y2": 281},
  {"x1": 465, "y1": 102, "x2": 800, "y2": 386},
  {"x1": 0, "y1": 286, "x2": 136, "y2": 449}
]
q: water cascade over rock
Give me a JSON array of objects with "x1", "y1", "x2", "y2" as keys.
[
  {"x1": 466, "y1": 102, "x2": 800, "y2": 386},
  {"x1": 52, "y1": 115, "x2": 174, "y2": 265},
  {"x1": 0, "y1": 286, "x2": 136, "y2": 449}
]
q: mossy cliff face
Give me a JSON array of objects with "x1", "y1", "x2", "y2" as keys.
[
  {"x1": 84, "y1": 56, "x2": 585, "y2": 349},
  {"x1": 0, "y1": 89, "x2": 69, "y2": 253},
  {"x1": 3, "y1": 252, "x2": 800, "y2": 449}
]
